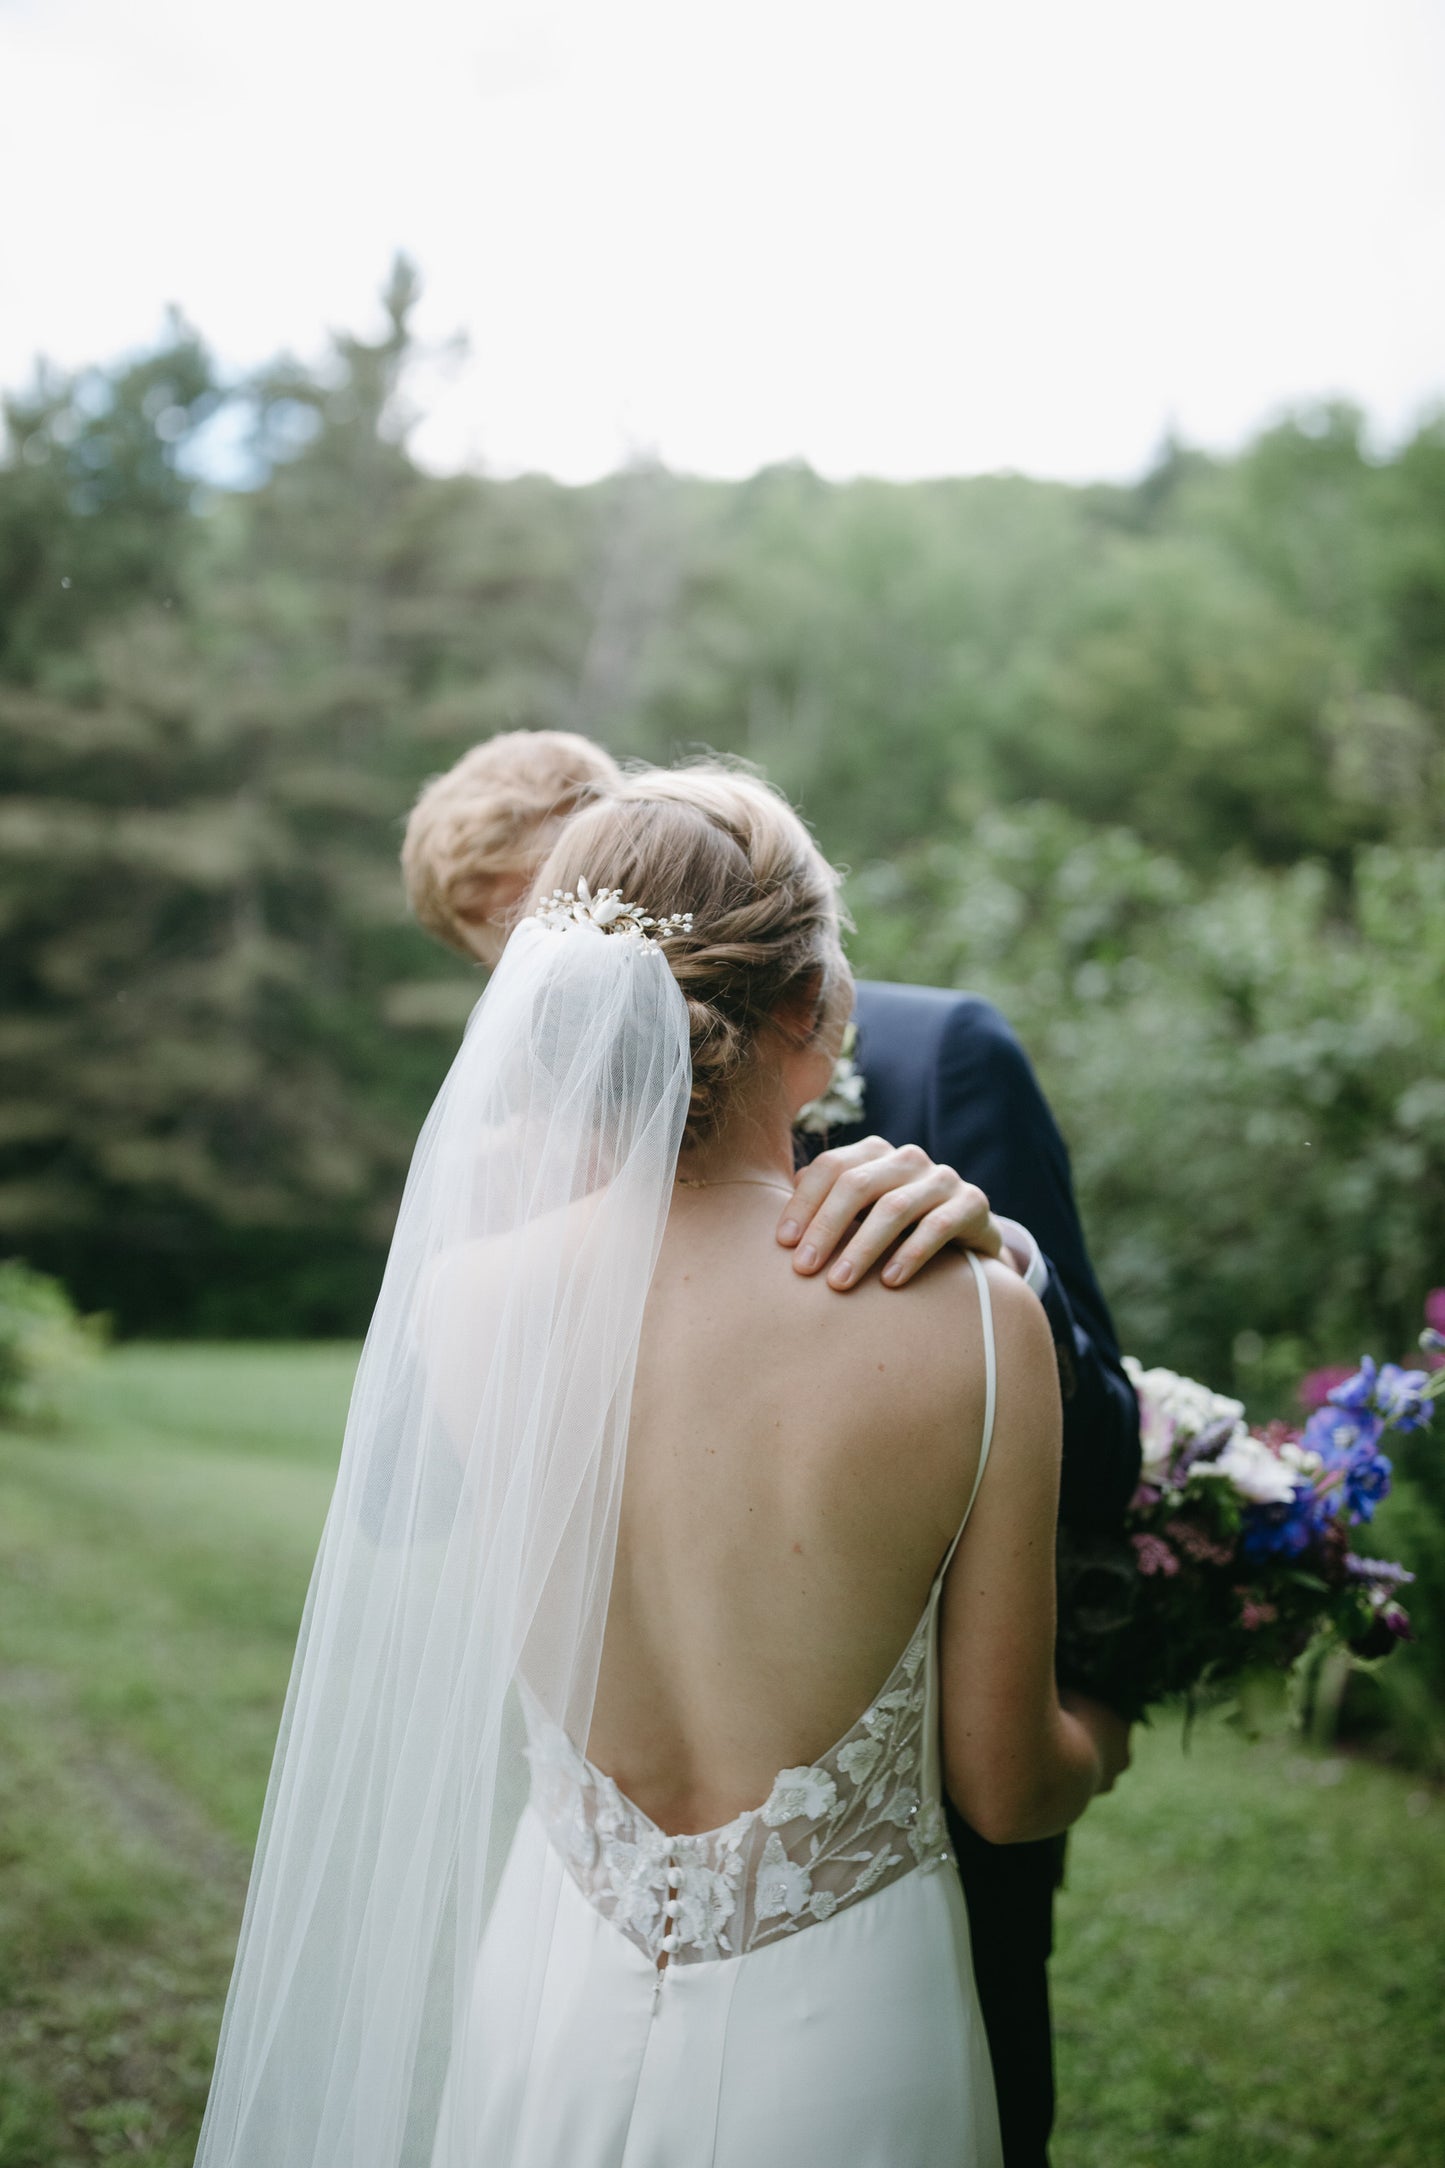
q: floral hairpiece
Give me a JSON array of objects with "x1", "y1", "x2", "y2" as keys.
[{"x1": 533, "y1": 875, "x2": 694, "y2": 948}]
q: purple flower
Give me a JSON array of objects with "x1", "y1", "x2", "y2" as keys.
[
  {"x1": 1302, "y1": 1403, "x2": 1383, "y2": 1462},
  {"x1": 1425, "y1": 1288, "x2": 1445, "y2": 1336},
  {"x1": 1170, "y1": 1414, "x2": 1243, "y2": 1484},
  {"x1": 1326, "y1": 1359, "x2": 1377, "y2": 1412},
  {"x1": 1373, "y1": 1362, "x2": 1430, "y2": 1433},
  {"x1": 1350, "y1": 1595, "x2": 1416, "y2": 1658},
  {"x1": 1344, "y1": 1554, "x2": 1415, "y2": 1588}
]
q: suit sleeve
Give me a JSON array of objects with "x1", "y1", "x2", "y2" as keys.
[{"x1": 933, "y1": 1003, "x2": 1141, "y2": 1532}]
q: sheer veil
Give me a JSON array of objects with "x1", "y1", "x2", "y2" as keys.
[{"x1": 195, "y1": 911, "x2": 692, "y2": 2166}]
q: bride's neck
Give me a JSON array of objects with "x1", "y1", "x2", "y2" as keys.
[{"x1": 673, "y1": 1080, "x2": 796, "y2": 1190}]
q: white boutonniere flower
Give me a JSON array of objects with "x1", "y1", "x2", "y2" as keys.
[{"x1": 794, "y1": 1022, "x2": 866, "y2": 1136}]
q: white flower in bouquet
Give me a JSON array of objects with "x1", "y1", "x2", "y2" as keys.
[
  {"x1": 1123, "y1": 1356, "x2": 1246, "y2": 1478},
  {"x1": 1204, "y1": 1432, "x2": 1302, "y2": 1508}
]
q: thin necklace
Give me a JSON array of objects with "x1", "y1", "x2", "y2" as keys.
[{"x1": 675, "y1": 1175, "x2": 794, "y2": 1195}]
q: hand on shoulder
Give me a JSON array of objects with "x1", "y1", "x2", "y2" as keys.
[{"x1": 776, "y1": 1136, "x2": 1010, "y2": 1292}]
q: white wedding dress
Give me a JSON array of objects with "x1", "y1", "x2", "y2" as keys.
[
  {"x1": 440, "y1": 1253, "x2": 1004, "y2": 2168},
  {"x1": 201, "y1": 922, "x2": 1009, "y2": 2168}
]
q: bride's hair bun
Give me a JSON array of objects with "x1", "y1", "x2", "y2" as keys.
[{"x1": 529, "y1": 763, "x2": 850, "y2": 1139}]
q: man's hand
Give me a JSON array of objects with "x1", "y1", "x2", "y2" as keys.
[
  {"x1": 1059, "y1": 1690, "x2": 1134, "y2": 1796},
  {"x1": 777, "y1": 1136, "x2": 1006, "y2": 1291}
]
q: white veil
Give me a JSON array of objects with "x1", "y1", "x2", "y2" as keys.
[{"x1": 195, "y1": 910, "x2": 692, "y2": 2166}]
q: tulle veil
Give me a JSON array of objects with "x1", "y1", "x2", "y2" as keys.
[{"x1": 195, "y1": 910, "x2": 692, "y2": 2165}]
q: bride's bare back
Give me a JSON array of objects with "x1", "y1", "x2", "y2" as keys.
[
  {"x1": 586, "y1": 1185, "x2": 994, "y2": 1835},
  {"x1": 527, "y1": 765, "x2": 1108, "y2": 1851}
]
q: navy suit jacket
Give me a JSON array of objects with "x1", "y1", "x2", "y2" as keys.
[
  {"x1": 808, "y1": 980, "x2": 1134, "y2": 2160},
  {"x1": 825, "y1": 980, "x2": 1140, "y2": 1532}
]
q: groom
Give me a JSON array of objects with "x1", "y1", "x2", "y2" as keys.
[{"x1": 401, "y1": 730, "x2": 1140, "y2": 2167}]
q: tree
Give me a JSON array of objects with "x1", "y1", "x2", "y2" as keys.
[{"x1": 0, "y1": 311, "x2": 219, "y2": 682}]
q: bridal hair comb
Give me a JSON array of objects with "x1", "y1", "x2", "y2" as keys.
[{"x1": 534, "y1": 875, "x2": 694, "y2": 947}]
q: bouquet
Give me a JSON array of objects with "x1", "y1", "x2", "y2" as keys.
[{"x1": 1056, "y1": 1303, "x2": 1443, "y2": 1721}]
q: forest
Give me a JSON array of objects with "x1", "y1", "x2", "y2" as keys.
[{"x1": 2, "y1": 259, "x2": 1442, "y2": 1379}]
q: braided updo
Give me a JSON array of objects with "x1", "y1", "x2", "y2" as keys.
[{"x1": 528, "y1": 766, "x2": 851, "y2": 1141}]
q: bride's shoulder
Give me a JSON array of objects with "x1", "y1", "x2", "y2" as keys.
[
  {"x1": 823, "y1": 1247, "x2": 1051, "y2": 1411},
  {"x1": 796, "y1": 1241, "x2": 1003, "y2": 1368}
]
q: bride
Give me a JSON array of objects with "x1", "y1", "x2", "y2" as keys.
[{"x1": 196, "y1": 766, "x2": 1122, "y2": 2168}]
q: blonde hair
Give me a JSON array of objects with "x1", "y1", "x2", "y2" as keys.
[
  {"x1": 530, "y1": 765, "x2": 851, "y2": 1142},
  {"x1": 402, "y1": 730, "x2": 622, "y2": 954}
]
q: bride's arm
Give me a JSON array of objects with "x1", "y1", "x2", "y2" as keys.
[{"x1": 937, "y1": 1265, "x2": 1120, "y2": 1844}]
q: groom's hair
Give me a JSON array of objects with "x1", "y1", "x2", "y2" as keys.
[{"x1": 402, "y1": 730, "x2": 623, "y2": 953}]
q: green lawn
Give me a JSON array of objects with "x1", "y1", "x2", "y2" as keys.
[{"x1": 2, "y1": 1348, "x2": 1442, "y2": 2166}]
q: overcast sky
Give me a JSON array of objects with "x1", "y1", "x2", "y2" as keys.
[{"x1": 3, "y1": 0, "x2": 1443, "y2": 483}]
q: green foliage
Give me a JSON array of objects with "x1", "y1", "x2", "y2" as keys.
[
  {"x1": 1, "y1": 269, "x2": 1442, "y2": 1357},
  {"x1": 850, "y1": 811, "x2": 1445, "y2": 1382},
  {"x1": 0, "y1": 1260, "x2": 103, "y2": 1425}
]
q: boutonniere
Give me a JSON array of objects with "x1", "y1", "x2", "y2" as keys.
[{"x1": 795, "y1": 1021, "x2": 866, "y2": 1135}]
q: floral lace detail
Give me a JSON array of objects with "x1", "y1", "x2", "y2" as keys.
[{"x1": 524, "y1": 1597, "x2": 954, "y2": 1968}]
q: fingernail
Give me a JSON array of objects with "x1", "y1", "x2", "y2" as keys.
[
  {"x1": 797, "y1": 1245, "x2": 817, "y2": 1271},
  {"x1": 778, "y1": 1221, "x2": 800, "y2": 1245},
  {"x1": 882, "y1": 1263, "x2": 902, "y2": 1286},
  {"x1": 831, "y1": 1261, "x2": 855, "y2": 1289}
]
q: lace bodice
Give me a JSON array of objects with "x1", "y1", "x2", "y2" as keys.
[
  {"x1": 526, "y1": 1252, "x2": 998, "y2": 1970},
  {"x1": 526, "y1": 1593, "x2": 953, "y2": 1966}
]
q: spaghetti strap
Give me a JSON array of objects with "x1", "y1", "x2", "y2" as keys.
[{"x1": 937, "y1": 1252, "x2": 998, "y2": 1582}]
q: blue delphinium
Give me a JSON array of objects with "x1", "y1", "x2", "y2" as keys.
[
  {"x1": 1371, "y1": 1362, "x2": 1431, "y2": 1433},
  {"x1": 1325, "y1": 1355, "x2": 1430, "y2": 1433},
  {"x1": 1241, "y1": 1482, "x2": 1331, "y2": 1561},
  {"x1": 1342, "y1": 1440, "x2": 1393, "y2": 1521},
  {"x1": 1297, "y1": 1397, "x2": 1393, "y2": 1525},
  {"x1": 1325, "y1": 1358, "x2": 1377, "y2": 1410},
  {"x1": 1240, "y1": 1505, "x2": 1303, "y2": 1561},
  {"x1": 1301, "y1": 1400, "x2": 1382, "y2": 1461}
]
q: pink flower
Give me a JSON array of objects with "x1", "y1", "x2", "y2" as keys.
[
  {"x1": 1424, "y1": 1292, "x2": 1445, "y2": 1367},
  {"x1": 1238, "y1": 1595, "x2": 1279, "y2": 1631},
  {"x1": 1164, "y1": 1517, "x2": 1235, "y2": 1568},
  {"x1": 1299, "y1": 1365, "x2": 1355, "y2": 1412},
  {"x1": 1132, "y1": 1533, "x2": 1180, "y2": 1578}
]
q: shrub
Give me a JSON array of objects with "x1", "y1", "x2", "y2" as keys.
[
  {"x1": 849, "y1": 814, "x2": 1445, "y2": 1389},
  {"x1": 0, "y1": 1259, "x2": 106, "y2": 1425}
]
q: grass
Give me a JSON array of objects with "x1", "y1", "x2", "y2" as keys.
[
  {"x1": 0, "y1": 1346, "x2": 347, "y2": 2166},
  {"x1": 2, "y1": 1346, "x2": 1443, "y2": 2166},
  {"x1": 1054, "y1": 1718, "x2": 1445, "y2": 2164}
]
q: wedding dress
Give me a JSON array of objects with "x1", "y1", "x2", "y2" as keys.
[
  {"x1": 438, "y1": 1252, "x2": 1004, "y2": 2168},
  {"x1": 197, "y1": 905, "x2": 1003, "y2": 2168}
]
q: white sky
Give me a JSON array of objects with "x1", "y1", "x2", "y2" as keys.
[{"x1": 3, "y1": 0, "x2": 1443, "y2": 482}]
